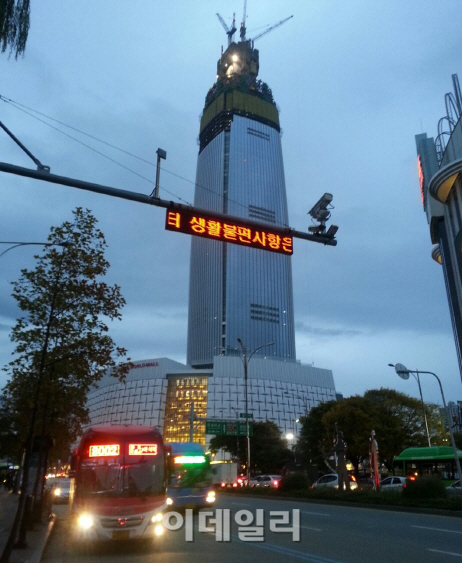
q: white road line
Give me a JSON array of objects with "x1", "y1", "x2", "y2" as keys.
[
  {"x1": 412, "y1": 525, "x2": 462, "y2": 535},
  {"x1": 427, "y1": 549, "x2": 462, "y2": 557},
  {"x1": 301, "y1": 511, "x2": 330, "y2": 517},
  {"x1": 300, "y1": 525, "x2": 322, "y2": 532}
]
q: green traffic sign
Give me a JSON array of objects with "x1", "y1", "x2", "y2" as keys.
[
  {"x1": 239, "y1": 413, "x2": 253, "y2": 418},
  {"x1": 205, "y1": 419, "x2": 253, "y2": 436}
]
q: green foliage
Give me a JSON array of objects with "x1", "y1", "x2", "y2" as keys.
[
  {"x1": 0, "y1": 0, "x2": 30, "y2": 58},
  {"x1": 402, "y1": 476, "x2": 447, "y2": 500},
  {"x1": 1, "y1": 208, "x2": 131, "y2": 463},
  {"x1": 209, "y1": 421, "x2": 293, "y2": 474},
  {"x1": 297, "y1": 389, "x2": 448, "y2": 476},
  {"x1": 278, "y1": 472, "x2": 309, "y2": 492}
]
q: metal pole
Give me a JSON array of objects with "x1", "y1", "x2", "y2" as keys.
[
  {"x1": 419, "y1": 370, "x2": 462, "y2": 481},
  {"x1": 413, "y1": 371, "x2": 431, "y2": 447}
]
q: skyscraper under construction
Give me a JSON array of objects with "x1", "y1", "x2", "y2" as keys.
[{"x1": 187, "y1": 16, "x2": 296, "y2": 368}]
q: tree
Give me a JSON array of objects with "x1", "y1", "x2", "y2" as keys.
[
  {"x1": 296, "y1": 400, "x2": 336, "y2": 471},
  {"x1": 209, "y1": 421, "x2": 293, "y2": 475},
  {"x1": 1, "y1": 207, "x2": 131, "y2": 556},
  {"x1": 0, "y1": 0, "x2": 30, "y2": 59},
  {"x1": 364, "y1": 388, "x2": 445, "y2": 468}
]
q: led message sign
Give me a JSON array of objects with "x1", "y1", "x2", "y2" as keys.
[
  {"x1": 173, "y1": 455, "x2": 206, "y2": 465},
  {"x1": 89, "y1": 444, "x2": 120, "y2": 457},
  {"x1": 165, "y1": 209, "x2": 293, "y2": 255},
  {"x1": 128, "y1": 444, "x2": 158, "y2": 456}
]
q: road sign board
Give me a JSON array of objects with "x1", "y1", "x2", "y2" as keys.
[
  {"x1": 239, "y1": 413, "x2": 253, "y2": 418},
  {"x1": 205, "y1": 419, "x2": 253, "y2": 436}
]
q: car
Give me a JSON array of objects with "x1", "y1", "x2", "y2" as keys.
[
  {"x1": 47, "y1": 477, "x2": 71, "y2": 503},
  {"x1": 446, "y1": 480, "x2": 461, "y2": 494},
  {"x1": 311, "y1": 473, "x2": 358, "y2": 490},
  {"x1": 249, "y1": 475, "x2": 281, "y2": 488},
  {"x1": 380, "y1": 476, "x2": 407, "y2": 489}
]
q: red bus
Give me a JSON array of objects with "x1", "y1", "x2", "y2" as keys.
[{"x1": 70, "y1": 425, "x2": 168, "y2": 542}]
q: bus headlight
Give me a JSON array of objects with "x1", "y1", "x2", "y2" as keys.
[
  {"x1": 206, "y1": 491, "x2": 216, "y2": 503},
  {"x1": 166, "y1": 497, "x2": 174, "y2": 506},
  {"x1": 77, "y1": 514, "x2": 94, "y2": 530},
  {"x1": 151, "y1": 512, "x2": 163, "y2": 524}
]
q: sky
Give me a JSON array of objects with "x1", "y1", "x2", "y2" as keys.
[{"x1": 1, "y1": 0, "x2": 461, "y2": 407}]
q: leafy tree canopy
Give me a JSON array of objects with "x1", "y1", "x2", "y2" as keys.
[
  {"x1": 209, "y1": 420, "x2": 293, "y2": 475},
  {"x1": 297, "y1": 388, "x2": 446, "y2": 475},
  {"x1": 1, "y1": 0, "x2": 30, "y2": 58},
  {"x1": 1, "y1": 207, "x2": 131, "y2": 464}
]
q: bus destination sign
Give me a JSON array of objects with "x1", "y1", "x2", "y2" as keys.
[
  {"x1": 128, "y1": 444, "x2": 158, "y2": 456},
  {"x1": 165, "y1": 209, "x2": 293, "y2": 255},
  {"x1": 89, "y1": 444, "x2": 120, "y2": 457}
]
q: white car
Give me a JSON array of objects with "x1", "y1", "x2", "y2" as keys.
[
  {"x1": 249, "y1": 475, "x2": 281, "y2": 488},
  {"x1": 311, "y1": 473, "x2": 358, "y2": 490},
  {"x1": 380, "y1": 476, "x2": 407, "y2": 489}
]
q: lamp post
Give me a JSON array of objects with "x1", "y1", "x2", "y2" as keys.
[
  {"x1": 389, "y1": 363, "x2": 462, "y2": 481},
  {"x1": 0, "y1": 241, "x2": 72, "y2": 258},
  {"x1": 388, "y1": 363, "x2": 431, "y2": 447},
  {"x1": 237, "y1": 338, "x2": 273, "y2": 485}
]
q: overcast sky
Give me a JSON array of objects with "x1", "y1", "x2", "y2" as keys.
[{"x1": 1, "y1": 1, "x2": 461, "y2": 406}]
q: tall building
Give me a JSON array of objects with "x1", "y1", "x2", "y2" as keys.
[
  {"x1": 187, "y1": 27, "x2": 295, "y2": 368},
  {"x1": 86, "y1": 16, "x2": 337, "y2": 445},
  {"x1": 415, "y1": 73, "x2": 462, "y2": 384}
]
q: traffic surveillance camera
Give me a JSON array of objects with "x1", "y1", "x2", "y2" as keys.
[
  {"x1": 308, "y1": 193, "x2": 333, "y2": 221},
  {"x1": 326, "y1": 225, "x2": 338, "y2": 238}
]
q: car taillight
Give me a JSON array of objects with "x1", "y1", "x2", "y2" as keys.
[
  {"x1": 273, "y1": 480, "x2": 279, "y2": 487},
  {"x1": 221, "y1": 482, "x2": 226, "y2": 488},
  {"x1": 350, "y1": 475, "x2": 356, "y2": 482}
]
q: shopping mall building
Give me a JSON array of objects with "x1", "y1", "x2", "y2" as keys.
[{"x1": 415, "y1": 73, "x2": 462, "y2": 384}]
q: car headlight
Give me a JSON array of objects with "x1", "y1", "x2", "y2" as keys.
[
  {"x1": 206, "y1": 491, "x2": 216, "y2": 503},
  {"x1": 53, "y1": 488, "x2": 61, "y2": 497},
  {"x1": 77, "y1": 514, "x2": 94, "y2": 530},
  {"x1": 166, "y1": 497, "x2": 174, "y2": 505}
]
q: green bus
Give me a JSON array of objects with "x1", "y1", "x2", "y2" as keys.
[{"x1": 392, "y1": 446, "x2": 461, "y2": 484}]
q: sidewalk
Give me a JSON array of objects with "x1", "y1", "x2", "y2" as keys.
[{"x1": 0, "y1": 490, "x2": 56, "y2": 563}]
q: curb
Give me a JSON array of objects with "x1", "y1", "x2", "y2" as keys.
[{"x1": 29, "y1": 514, "x2": 56, "y2": 563}]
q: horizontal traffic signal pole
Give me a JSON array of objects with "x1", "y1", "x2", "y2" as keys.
[{"x1": 0, "y1": 161, "x2": 337, "y2": 247}]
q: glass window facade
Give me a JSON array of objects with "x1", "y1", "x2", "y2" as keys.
[{"x1": 164, "y1": 375, "x2": 208, "y2": 445}]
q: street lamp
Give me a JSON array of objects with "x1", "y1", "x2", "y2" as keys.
[
  {"x1": 237, "y1": 338, "x2": 273, "y2": 485},
  {"x1": 389, "y1": 363, "x2": 462, "y2": 481},
  {"x1": 0, "y1": 241, "x2": 72, "y2": 258},
  {"x1": 388, "y1": 363, "x2": 431, "y2": 447}
]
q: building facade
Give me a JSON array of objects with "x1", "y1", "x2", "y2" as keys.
[
  {"x1": 86, "y1": 18, "x2": 337, "y2": 445},
  {"x1": 87, "y1": 357, "x2": 336, "y2": 446},
  {"x1": 187, "y1": 34, "x2": 296, "y2": 368},
  {"x1": 415, "y1": 74, "x2": 462, "y2": 384}
]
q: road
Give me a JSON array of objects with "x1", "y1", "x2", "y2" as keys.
[{"x1": 43, "y1": 495, "x2": 462, "y2": 563}]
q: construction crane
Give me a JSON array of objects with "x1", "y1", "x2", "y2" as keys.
[
  {"x1": 240, "y1": 0, "x2": 247, "y2": 41},
  {"x1": 216, "y1": 13, "x2": 237, "y2": 45},
  {"x1": 251, "y1": 15, "x2": 293, "y2": 42}
]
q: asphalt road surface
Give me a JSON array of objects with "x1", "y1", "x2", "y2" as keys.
[{"x1": 42, "y1": 495, "x2": 462, "y2": 563}]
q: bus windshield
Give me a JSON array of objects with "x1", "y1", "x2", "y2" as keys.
[
  {"x1": 77, "y1": 445, "x2": 165, "y2": 498},
  {"x1": 170, "y1": 460, "x2": 212, "y2": 489}
]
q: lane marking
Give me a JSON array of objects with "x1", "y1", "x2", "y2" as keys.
[
  {"x1": 300, "y1": 525, "x2": 322, "y2": 532},
  {"x1": 301, "y1": 511, "x2": 330, "y2": 517},
  {"x1": 240, "y1": 536, "x2": 346, "y2": 563},
  {"x1": 412, "y1": 525, "x2": 462, "y2": 535},
  {"x1": 427, "y1": 549, "x2": 462, "y2": 557}
]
